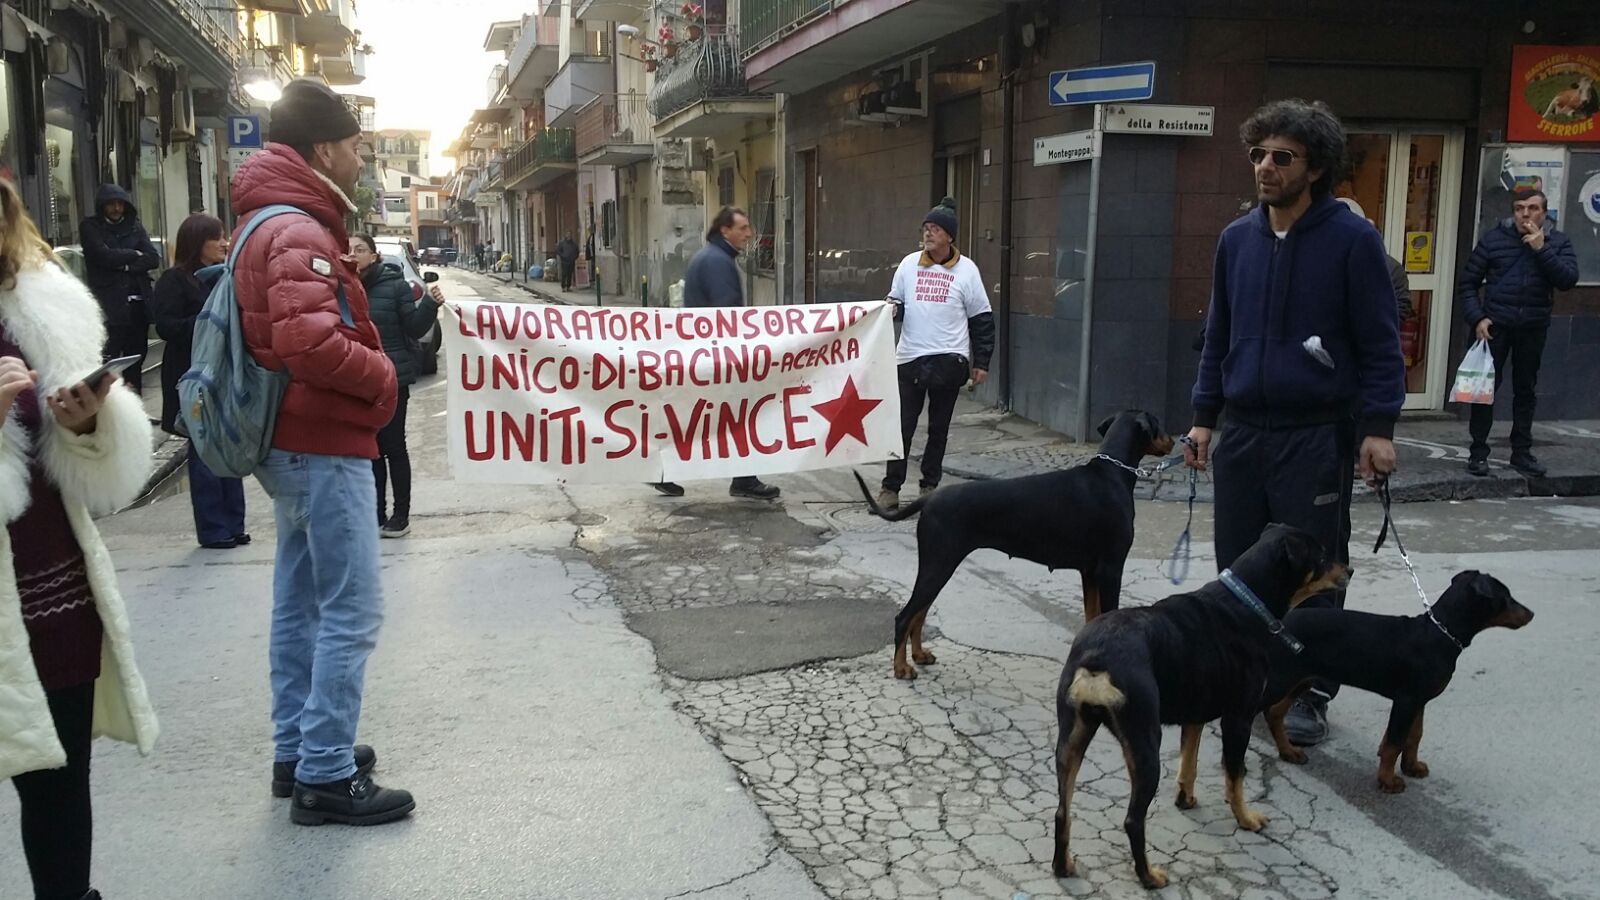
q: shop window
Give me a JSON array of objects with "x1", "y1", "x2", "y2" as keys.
[{"x1": 44, "y1": 124, "x2": 78, "y2": 248}]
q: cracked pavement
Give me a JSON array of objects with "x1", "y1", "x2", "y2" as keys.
[{"x1": 9, "y1": 270, "x2": 1594, "y2": 899}]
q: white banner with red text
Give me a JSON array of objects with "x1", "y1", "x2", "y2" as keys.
[{"x1": 443, "y1": 301, "x2": 903, "y2": 484}]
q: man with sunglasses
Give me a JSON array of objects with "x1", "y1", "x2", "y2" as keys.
[{"x1": 1183, "y1": 99, "x2": 1405, "y2": 748}]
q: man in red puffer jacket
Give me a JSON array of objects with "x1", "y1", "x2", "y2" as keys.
[{"x1": 231, "y1": 79, "x2": 413, "y2": 827}]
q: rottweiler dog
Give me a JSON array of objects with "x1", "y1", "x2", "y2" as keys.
[
  {"x1": 1259, "y1": 570, "x2": 1533, "y2": 793},
  {"x1": 856, "y1": 410, "x2": 1173, "y2": 680},
  {"x1": 1052, "y1": 524, "x2": 1349, "y2": 890}
]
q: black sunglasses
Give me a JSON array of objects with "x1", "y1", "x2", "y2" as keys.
[{"x1": 1248, "y1": 146, "x2": 1302, "y2": 167}]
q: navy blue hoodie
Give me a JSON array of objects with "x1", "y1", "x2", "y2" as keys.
[{"x1": 1192, "y1": 193, "x2": 1405, "y2": 440}]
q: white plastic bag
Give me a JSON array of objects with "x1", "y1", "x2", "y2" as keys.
[{"x1": 1450, "y1": 339, "x2": 1495, "y2": 405}]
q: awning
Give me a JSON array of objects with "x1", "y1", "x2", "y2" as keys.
[{"x1": 3, "y1": 6, "x2": 55, "y2": 54}]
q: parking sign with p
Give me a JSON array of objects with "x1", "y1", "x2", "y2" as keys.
[{"x1": 229, "y1": 115, "x2": 262, "y2": 148}]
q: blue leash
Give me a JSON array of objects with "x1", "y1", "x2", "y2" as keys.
[{"x1": 1160, "y1": 436, "x2": 1199, "y2": 585}]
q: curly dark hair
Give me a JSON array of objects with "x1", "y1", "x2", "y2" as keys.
[{"x1": 1239, "y1": 99, "x2": 1346, "y2": 197}]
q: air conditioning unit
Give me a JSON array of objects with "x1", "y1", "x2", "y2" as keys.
[
  {"x1": 852, "y1": 51, "x2": 929, "y2": 125},
  {"x1": 172, "y1": 85, "x2": 198, "y2": 142}
]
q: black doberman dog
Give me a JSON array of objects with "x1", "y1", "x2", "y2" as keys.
[
  {"x1": 1258, "y1": 570, "x2": 1533, "y2": 794},
  {"x1": 1052, "y1": 524, "x2": 1350, "y2": 890},
  {"x1": 855, "y1": 410, "x2": 1173, "y2": 680}
]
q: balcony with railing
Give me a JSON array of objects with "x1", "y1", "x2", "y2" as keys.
[
  {"x1": 319, "y1": 46, "x2": 368, "y2": 85},
  {"x1": 546, "y1": 51, "x2": 613, "y2": 129},
  {"x1": 648, "y1": 26, "x2": 772, "y2": 141},
  {"x1": 739, "y1": 0, "x2": 1006, "y2": 95},
  {"x1": 505, "y1": 16, "x2": 561, "y2": 100},
  {"x1": 504, "y1": 128, "x2": 578, "y2": 191},
  {"x1": 115, "y1": 0, "x2": 242, "y2": 89},
  {"x1": 576, "y1": 94, "x2": 654, "y2": 166},
  {"x1": 295, "y1": 0, "x2": 357, "y2": 54}
]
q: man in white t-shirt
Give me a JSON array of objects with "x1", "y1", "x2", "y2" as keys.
[{"x1": 878, "y1": 196, "x2": 995, "y2": 510}]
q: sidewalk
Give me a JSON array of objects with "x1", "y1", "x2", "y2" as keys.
[
  {"x1": 936, "y1": 396, "x2": 1600, "y2": 504},
  {"x1": 480, "y1": 267, "x2": 644, "y2": 307}
]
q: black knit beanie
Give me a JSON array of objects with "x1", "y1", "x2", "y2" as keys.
[
  {"x1": 268, "y1": 79, "x2": 361, "y2": 148},
  {"x1": 923, "y1": 196, "x2": 959, "y2": 241}
]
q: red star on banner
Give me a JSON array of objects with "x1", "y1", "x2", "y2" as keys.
[{"x1": 811, "y1": 376, "x2": 883, "y2": 454}]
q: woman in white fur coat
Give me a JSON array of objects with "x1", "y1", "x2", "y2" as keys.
[{"x1": 0, "y1": 178, "x2": 157, "y2": 900}]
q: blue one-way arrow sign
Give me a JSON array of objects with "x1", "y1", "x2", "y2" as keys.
[{"x1": 1049, "y1": 62, "x2": 1157, "y2": 106}]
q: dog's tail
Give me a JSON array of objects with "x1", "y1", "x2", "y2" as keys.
[
  {"x1": 852, "y1": 470, "x2": 930, "y2": 522},
  {"x1": 1067, "y1": 668, "x2": 1127, "y2": 710}
]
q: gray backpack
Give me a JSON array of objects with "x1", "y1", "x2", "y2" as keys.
[{"x1": 177, "y1": 205, "x2": 350, "y2": 477}]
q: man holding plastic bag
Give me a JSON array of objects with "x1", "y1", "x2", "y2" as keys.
[{"x1": 1456, "y1": 188, "x2": 1579, "y2": 477}]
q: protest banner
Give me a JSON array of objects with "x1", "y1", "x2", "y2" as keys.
[{"x1": 444, "y1": 301, "x2": 903, "y2": 484}]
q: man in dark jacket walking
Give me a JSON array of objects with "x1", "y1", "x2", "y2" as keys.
[
  {"x1": 1458, "y1": 188, "x2": 1579, "y2": 477},
  {"x1": 650, "y1": 206, "x2": 780, "y2": 501},
  {"x1": 1185, "y1": 100, "x2": 1404, "y2": 748},
  {"x1": 80, "y1": 184, "x2": 160, "y2": 394},
  {"x1": 555, "y1": 233, "x2": 580, "y2": 291}
]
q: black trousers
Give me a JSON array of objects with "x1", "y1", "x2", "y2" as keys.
[
  {"x1": 559, "y1": 260, "x2": 575, "y2": 291},
  {"x1": 103, "y1": 321, "x2": 147, "y2": 395},
  {"x1": 374, "y1": 385, "x2": 411, "y2": 520},
  {"x1": 1468, "y1": 323, "x2": 1548, "y2": 460},
  {"x1": 1212, "y1": 419, "x2": 1355, "y2": 701},
  {"x1": 883, "y1": 360, "x2": 961, "y2": 492},
  {"x1": 10, "y1": 681, "x2": 95, "y2": 900}
]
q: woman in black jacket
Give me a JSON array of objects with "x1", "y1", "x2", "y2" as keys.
[
  {"x1": 351, "y1": 234, "x2": 443, "y2": 538},
  {"x1": 150, "y1": 214, "x2": 248, "y2": 550}
]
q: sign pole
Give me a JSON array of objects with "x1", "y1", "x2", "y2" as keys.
[{"x1": 1076, "y1": 105, "x2": 1105, "y2": 444}]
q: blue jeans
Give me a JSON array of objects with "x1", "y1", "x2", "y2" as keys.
[
  {"x1": 187, "y1": 442, "x2": 246, "y2": 545},
  {"x1": 255, "y1": 450, "x2": 384, "y2": 783}
]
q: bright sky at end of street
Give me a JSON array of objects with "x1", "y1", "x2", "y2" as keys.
[{"x1": 338, "y1": 0, "x2": 532, "y2": 173}]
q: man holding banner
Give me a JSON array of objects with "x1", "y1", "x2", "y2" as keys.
[{"x1": 651, "y1": 206, "x2": 782, "y2": 501}]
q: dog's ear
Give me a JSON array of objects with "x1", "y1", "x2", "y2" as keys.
[
  {"x1": 1451, "y1": 569, "x2": 1479, "y2": 586},
  {"x1": 1471, "y1": 571, "x2": 1510, "y2": 603},
  {"x1": 1097, "y1": 414, "x2": 1116, "y2": 438},
  {"x1": 1275, "y1": 525, "x2": 1323, "y2": 576},
  {"x1": 1140, "y1": 411, "x2": 1164, "y2": 439}
]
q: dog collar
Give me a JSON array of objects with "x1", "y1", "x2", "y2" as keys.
[{"x1": 1219, "y1": 569, "x2": 1304, "y2": 654}]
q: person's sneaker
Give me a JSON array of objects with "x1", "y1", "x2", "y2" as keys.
[
  {"x1": 1466, "y1": 458, "x2": 1490, "y2": 477},
  {"x1": 876, "y1": 489, "x2": 899, "y2": 511},
  {"x1": 200, "y1": 537, "x2": 238, "y2": 550},
  {"x1": 730, "y1": 479, "x2": 781, "y2": 501},
  {"x1": 273, "y1": 745, "x2": 377, "y2": 799},
  {"x1": 290, "y1": 772, "x2": 414, "y2": 826},
  {"x1": 232, "y1": 532, "x2": 252, "y2": 546},
  {"x1": 380, "y1": 515, "x2": 411, "y2": 538},
  {"x1": 1283, "y1": 697, "x2": 1329, "y2": 746},
  {"x1": 1509, "y1": 454, "x2": 1547, "y2": 477},
  {"x1": 919, "y1": 484, "x2": 937, "y2": 499},
  {"x1": 650, "y1": 481, "x2": 685, "y2": 497}
]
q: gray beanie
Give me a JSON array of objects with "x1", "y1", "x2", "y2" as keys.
[{"x1": 923, "y1": 196, "x2": 959, "y2": 241}]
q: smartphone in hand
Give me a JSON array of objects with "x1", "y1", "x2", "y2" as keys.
[{"x1": 79, "y1": 355, "x2": 142, "y2": 390}]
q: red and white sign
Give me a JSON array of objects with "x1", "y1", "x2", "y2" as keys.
[{"x1": 444, "y1": 301, "x2": 902, "y2": 484}]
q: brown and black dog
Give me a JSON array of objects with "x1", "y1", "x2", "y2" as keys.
[
  {"x1": 856, "y1": 410, "x2": 1173, "y2": 680},
  {"x1": 1259, "y1": 570, "x2": 1533, "y2": 794},
  {"x1": 1052, "y1": 524, "x2": 1349, "y2": 889}
]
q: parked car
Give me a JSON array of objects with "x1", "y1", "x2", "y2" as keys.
[
  {"x1": 376, "y1": 237, "x2": 421, "y2": 271},
  {"x1": 421, "y1": 247, "x2": 446, "y2": 265},
  {"x1": 381, "y1": 251, "x2": 442, "y2": 376},
  {"x1": 443, "y1": 247, "x2": 459, "y2": 264}
]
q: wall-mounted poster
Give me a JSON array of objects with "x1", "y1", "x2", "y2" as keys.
[
  {"x1": 1564, "y1": 149, "x2": 1600, "y2": 285},
  {"x1": 1507, "y1": 45, "x2": 1600, "y2": 142}
]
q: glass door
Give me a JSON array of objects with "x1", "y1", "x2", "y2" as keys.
[{"x1": 1337, "y1": 127, "x2": 1464, "y2": 409}]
